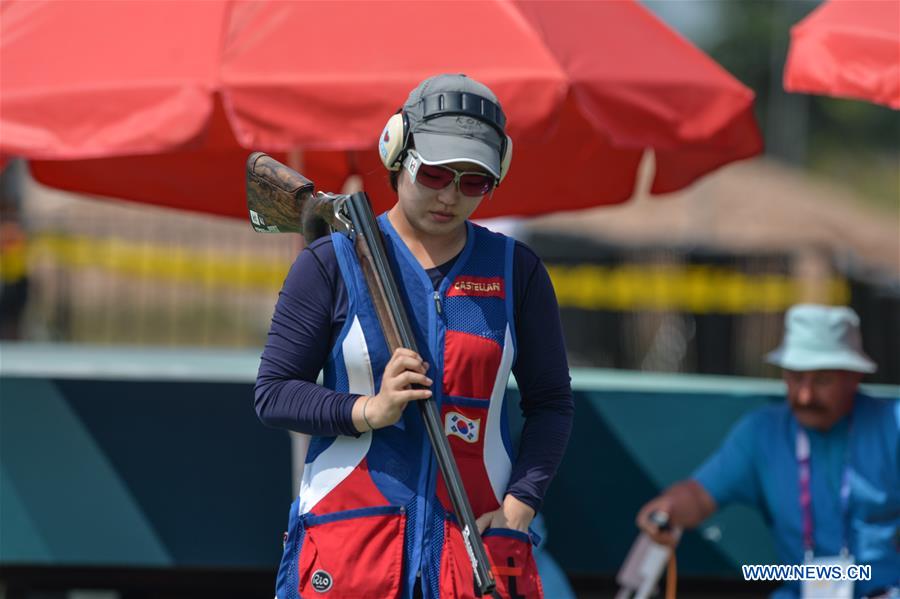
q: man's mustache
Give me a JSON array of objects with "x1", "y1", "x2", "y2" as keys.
[{"x1": 792, "y1": 403, "x2": 827, "y2": 413}]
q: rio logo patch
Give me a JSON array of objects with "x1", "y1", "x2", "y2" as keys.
[
  {"x1": 311, "y1": 569, "x2": 333, "y2": 593},
  {"x1": 447, "y1": 276, "x2": 504, "y2": 299},
  {"x1": 445, "y1": 411, "x2": 481, "y2": 443}
]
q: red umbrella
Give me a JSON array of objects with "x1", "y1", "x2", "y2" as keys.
[
  {"x1": 1, "y1": 0, "x2": 762, "y2": 219},
  {"x1": 784, "y1": 0, "x2": 900, "y2": 109}
]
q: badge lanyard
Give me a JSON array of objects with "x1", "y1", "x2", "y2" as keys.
[{"x1": 795, "y1": 422, "x2": 852, "y2": 562}]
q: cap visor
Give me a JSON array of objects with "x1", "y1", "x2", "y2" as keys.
[{"x1": 412, "y1": 132, "x2": 500, "y2": 179}]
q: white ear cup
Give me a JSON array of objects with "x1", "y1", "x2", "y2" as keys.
[
  {"x1": 498, "y1": 135, "x2": 513, "y2": 183},
  {"x1": 378, "y1": 113, "x2": 407, "y2": 171}
]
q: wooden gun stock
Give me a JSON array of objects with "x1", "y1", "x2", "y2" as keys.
[{"x1": 245, "y1": 152, "x2": 332, "y2": 242}]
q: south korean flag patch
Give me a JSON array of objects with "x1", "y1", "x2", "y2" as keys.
[{"x1": 445, "y1": 411, "x2": 480, "y2": 443}]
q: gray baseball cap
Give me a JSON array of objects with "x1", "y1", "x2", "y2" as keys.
[
  {"x1": 403, "y1": 74, "x2": 506, "y2": 179},
  {"x1": 765, "y1": 304, "x2": 877, "y2": 373}
]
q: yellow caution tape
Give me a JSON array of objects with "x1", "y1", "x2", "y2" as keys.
[
  {"x1": 544, "y1": 263, "x2": 850, "y2": 314},
  {"x1": 10, "y1": 233, "x2": 850, "y2": 313}
]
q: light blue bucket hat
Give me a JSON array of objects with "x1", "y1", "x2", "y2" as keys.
[{"x1": 765, "y1": 304, "x2": 877, "y2": 373}]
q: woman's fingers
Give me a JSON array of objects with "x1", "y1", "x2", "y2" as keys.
[
  {"x1": 391, "y1": 371, "x2": 432, "y2": 389},
  {"x1": 475, "y1": 511, "x2": 495, "y2": 535},
  {"x1": 392, "y1": 348, "x2": 427, "y2": 370},
  {"x1": 398, "y1": 388, "x2": 432, "y2": 402},
  {"x1": 390, "y1": 348, "x2": 422, "y2": 365},
  {"x1": 385, "y1": 353, "x2": 427, "y2": 377},
  {"x1": 387, "y1": 380, "x2": 433, "y2": 401}
]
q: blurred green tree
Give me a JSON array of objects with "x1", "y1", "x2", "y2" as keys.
[{"x1": 647, "y1": 0, "x2": 899, "y2": 213}]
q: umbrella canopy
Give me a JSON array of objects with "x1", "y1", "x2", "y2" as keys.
[
  {"x1": 1, "y1": 0, "x2": 762, "y2": 219},
  {"x1": 784, "y1": 0, "x2": 900, "y2": 109}
]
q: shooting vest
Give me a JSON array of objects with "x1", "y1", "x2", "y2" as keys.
[{"x1": 275, "y1": 215, "x2": 542, "y2": 599}]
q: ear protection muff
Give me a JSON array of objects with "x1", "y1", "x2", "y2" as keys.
[
  {"x1": 377, "y1": 92, "x2": 514, "y2": 184},
  {"x1": 378, "y1": 111, "x2": 409, "y2": 173}
]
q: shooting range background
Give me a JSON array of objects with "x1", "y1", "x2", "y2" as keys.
[
  {"x1": 3, "y1": 346, "x2": 896, "y2": 596},
  {"x1": 2, "y1": 0, "x2": 898, "y2": 596}
]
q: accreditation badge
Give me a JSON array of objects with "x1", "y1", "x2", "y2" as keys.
[{"x1": 801, "y1": 554, "x2": 854, "y2": 599}]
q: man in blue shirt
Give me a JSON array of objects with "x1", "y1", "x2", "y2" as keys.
[{"x1": 636, "y1": 304, "x2": 899, "y2": 598}]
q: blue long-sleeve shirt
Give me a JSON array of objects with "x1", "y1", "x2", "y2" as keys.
[{"x1": 255, "y1": 233, "x2": 573, "y2": 511}]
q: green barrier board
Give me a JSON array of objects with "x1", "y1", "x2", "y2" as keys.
[{"x1": 2, "y1": 344, "x2": 897, "y2": 577}]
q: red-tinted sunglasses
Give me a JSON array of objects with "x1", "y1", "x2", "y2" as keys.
[{"x1": 404, "y1": 150, "x2": 496, "y2": 197}]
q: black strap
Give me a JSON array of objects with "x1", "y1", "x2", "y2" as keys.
[{"x1": 419, "y1": 91, "x2": 506, "y2": 135}]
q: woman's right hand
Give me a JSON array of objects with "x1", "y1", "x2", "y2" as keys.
[{"x1": 353, "y1": 348, "x2": 432, "y2": 431}]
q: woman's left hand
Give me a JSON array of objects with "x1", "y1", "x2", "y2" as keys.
[{"x1": 475, "y1": 494, "x2": 536, "y2": 534}]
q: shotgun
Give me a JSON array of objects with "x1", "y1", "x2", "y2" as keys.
[{"x1": 246, "y1": 152, "x2": 498, "y2": 597}]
